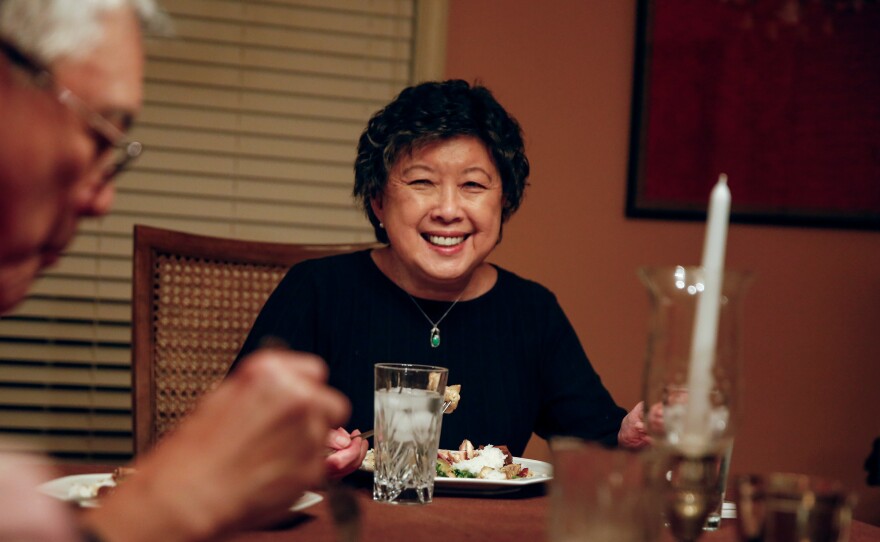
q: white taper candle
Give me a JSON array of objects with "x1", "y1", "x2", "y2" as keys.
[{"x1": 682, "y1": 174, "x2": 730, "y2": 455}]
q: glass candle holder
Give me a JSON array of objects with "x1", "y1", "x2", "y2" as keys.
[
  {"x1": 639, "y1": 265, "x2": 753, "y2": 450},
  {"x1": 639, "y1": 265, "x2": 754, "y2": 539}
]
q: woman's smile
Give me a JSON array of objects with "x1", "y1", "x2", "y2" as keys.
[
  {"x1": 424, "y1": 233, "x2": 468, "y2": 247},
  {"x1": 370, "y1": 136, "x2": 503, "y2": 299}
]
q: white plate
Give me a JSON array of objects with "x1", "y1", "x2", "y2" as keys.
[
  {"x1": 39, "y1": 473, "x2": 323, "y2": 513},
  {"x1": 434, "y1": 457, "x2": 552, "y2": 494},
  {"x1": 361, "y1": 456, "x2": 553, "y2": 495},
  {"x1": 39, "y1": 473, "x2": 113, "y2": 508},
  {"x1": 290, "y1": 491, "x2": 324, "y2": 513}
]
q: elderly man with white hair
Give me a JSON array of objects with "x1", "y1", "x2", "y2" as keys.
[{"x1": 0, "y1": 1, "x2": 364, "y2": 540}]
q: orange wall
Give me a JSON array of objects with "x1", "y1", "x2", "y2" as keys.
[{"x1": 445, "y1": 0, "x2": 880, "y2": 523}]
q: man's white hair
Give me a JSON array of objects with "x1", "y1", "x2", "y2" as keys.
[{"x1": 0, "y1": 0, "x2": 168, "y2": 64}]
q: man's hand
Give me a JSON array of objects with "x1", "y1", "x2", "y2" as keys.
[{"x1": 86, "y1": 349, "x2": 350, "y2": 542}]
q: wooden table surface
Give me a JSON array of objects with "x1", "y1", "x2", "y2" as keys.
[{"x1": 53, "y1": 464, "x2": 880, "y2": 542}]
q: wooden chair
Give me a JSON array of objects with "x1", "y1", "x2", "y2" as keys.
[{"x1": 131, "y1": 224, "x2": 376, "y2": 455}]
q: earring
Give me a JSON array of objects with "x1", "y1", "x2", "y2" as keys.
[{"x1": 379, "y1": 222, "x2": 384, "y2": 229}]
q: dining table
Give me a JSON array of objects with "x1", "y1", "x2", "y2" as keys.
[{"x1": 50, "y1": 463, "x2": 880, "y2": 542}]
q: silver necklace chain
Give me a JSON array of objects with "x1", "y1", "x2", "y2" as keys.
[{"x1": 407, "y1": 293, "x2": 462, "y2": 348}]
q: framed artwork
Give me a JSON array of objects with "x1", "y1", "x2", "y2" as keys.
[{"x1": 626, "y1": 0, "x2": 880, "y2": 230}]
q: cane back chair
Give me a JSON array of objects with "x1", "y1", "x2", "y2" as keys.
[{"x1": 131, "y1": 224, "x2": 376, "y2": 455}]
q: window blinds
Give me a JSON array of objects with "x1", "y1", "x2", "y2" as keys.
[{"x1": 0, "y1": 0, "x2": 444, "y2": 462}]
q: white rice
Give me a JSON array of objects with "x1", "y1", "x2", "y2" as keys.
[{"x1": 453, "y1": 445, "x2": 506, "y2": 476}]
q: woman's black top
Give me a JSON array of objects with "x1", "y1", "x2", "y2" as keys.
[{"x1": 230, "y1": 250, "x2": 625, "y2": 456}]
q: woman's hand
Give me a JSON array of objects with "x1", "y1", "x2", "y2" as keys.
[
  {"x1": 325, "y1": 427, "x2": 369, "y2": 480},
  {"x1": 618, "y1": 401, "x2": 652, "y2": 450}
]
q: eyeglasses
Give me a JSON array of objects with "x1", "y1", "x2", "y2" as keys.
[{"x1": 0, "y1": 38, "x2": 142, "y2": 182}]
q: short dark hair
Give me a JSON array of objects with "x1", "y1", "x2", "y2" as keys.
[{"x1": 353, "y1": 79, "x2": 530, "y2": 244}]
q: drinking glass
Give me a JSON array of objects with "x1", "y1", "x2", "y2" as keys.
[
  {"x1": 548, "y1": 438, "x2": 663, "y2": 542},
  {"x1": 735, "y1": 473, "x2": 857, "y2": 542},
  {"x1": 639, "y1": 266, "x2": 754, "y2": 540},
  {"x1": 373, "y1": 363, "x2": 447, "y2": 505}
]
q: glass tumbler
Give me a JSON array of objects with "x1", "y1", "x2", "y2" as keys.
[
  {"x1": 735, "y1": 473, "x2": 857, "y2": 542},
  {"x1": 373, "y1": 363, "x2": 448, "y2": 505},
  {"x1": 548, "y1": 438, "x2": 663, "y2": 542}
]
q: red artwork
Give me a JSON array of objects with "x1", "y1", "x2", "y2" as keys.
[{"x1": 627, "y1": 0, "x2": 880, "y2": 228}]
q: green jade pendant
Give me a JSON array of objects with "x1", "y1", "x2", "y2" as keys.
[{"x1": 408, "y1": 293, "x2": 458, "y2": 349}]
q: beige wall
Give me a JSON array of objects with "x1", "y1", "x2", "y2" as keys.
[{"x1": 445, "y1": 0, "x2": 880, "y2": 524}]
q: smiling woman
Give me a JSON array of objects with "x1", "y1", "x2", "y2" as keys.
[
  {"x1": 229, "y1": 80, "x2": 649, "y2": 459},
  {"x1": 370, "y1": 136, "x2": 505, "y2": 302}
]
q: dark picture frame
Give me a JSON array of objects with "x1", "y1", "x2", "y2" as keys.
[{"x1": 626, "y1": 0, "x2": 880, "y2": 230}]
